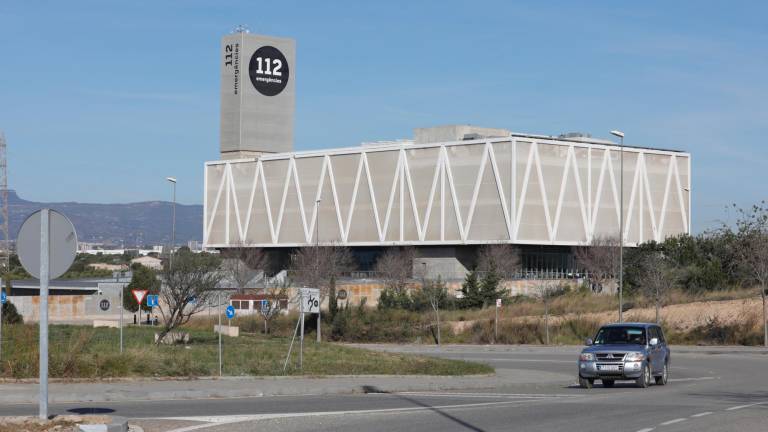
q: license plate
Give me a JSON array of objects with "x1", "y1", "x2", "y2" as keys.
[{"x1": 598, "y1": 364, "x2": 620, "y2": 371}]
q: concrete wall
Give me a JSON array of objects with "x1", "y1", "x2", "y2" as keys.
[{"x1": 9, "y1": 282, "x2": 125, "y2": 323}]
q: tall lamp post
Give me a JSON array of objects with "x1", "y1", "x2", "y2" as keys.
[
  {"x1": 315, "y1": 198, "x2": 321, "y2": 343},
  {"x1": 610, "y1": 130, "x2": 624, "y2": 323},
  {"x1": 166, "y1": 177, "x2": 177, "y2": 270}
]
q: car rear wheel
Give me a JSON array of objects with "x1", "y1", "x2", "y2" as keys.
[
  {"x1": 635, "y1": 363, "x2": 651, "y2": 388},
  {"x1": 579, "y1": 376, "x2": 594, "y2": 389},
  {"x1": 602, "y1": 379, "x2": 615, "y2": 387},
  {"x1": 654, "y1": 362, "x2": 669, "y2": 385}
]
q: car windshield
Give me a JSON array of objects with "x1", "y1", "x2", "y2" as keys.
[{"x1": 593, "y1": 326, "x2": 646, "y2": 345}]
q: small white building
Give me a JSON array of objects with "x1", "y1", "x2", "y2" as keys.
[{"x1": 131, "y1": 255, "x2": 163, "y2": 270}]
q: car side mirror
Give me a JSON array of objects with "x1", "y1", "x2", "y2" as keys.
[
  {"x1": 649, "y1": 338, "x2": 659, "y2": 346},
  {"x1": 585, "y1": 338, "x2": 593, "y2": 346}
]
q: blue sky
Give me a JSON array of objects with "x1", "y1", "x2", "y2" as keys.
[{"x1": 1, "y1": 1, "x2": 765, "y2": 232}]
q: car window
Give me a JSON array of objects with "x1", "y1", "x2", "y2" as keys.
[
  {"x1": 593, "y1": 326, "x2": 647, "y2": 345},
  {"x1": 648, "y1": 327, "x2": 658, "y2": 340},
  {"x1": 655, "y1": 326, "x2": 666, "y2": 343}
]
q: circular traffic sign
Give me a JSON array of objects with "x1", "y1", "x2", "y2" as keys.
[
  {"x1": 225, "y1": 305, "x2": 236, "y2": 319},
  {"x1": 99, "y1": 299, "x2": 111, "y2": 311},
  {"x1": 17, "y1": 209, "x2": 78, "y2": 280}
]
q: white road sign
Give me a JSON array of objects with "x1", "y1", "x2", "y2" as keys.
[
  {"x1": 298, "y1": 288, "x2": 320, "y2": 314},
  {"x1": 17, "y1": 209, "x2": 77, "y2": 280},
  {"x1": 496, "y1": 298, "x2": 502, "y2": 307}
]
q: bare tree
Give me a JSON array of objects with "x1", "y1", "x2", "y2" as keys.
[
  {"x1": 476, "y1": 243, "x2": 521, "y2": 277},
  {"x1": 531, "y1": 278, "x2": 561, "y2": 345},
  {"x1": 290, "y1": 244, "x2": 355, "y2": 341},
  {"x1": 637, "y1": 251, "x2": 678, "y2": 323},
  {"x1": 421, "y1": 277, "x2": 447, "y2": 345},
  {"x1": 258, "y1": 283, "x2": 288, "y2": 334},
  {"x1": 575, "y1": 235, "x2": 620, "y2": 293},
  {"x1": 156, "y1": 250, "x2": 223, "y2": 344},
  {"x1": 374, "y1": 247, "x2": 417, "y2": 293},
  {"x1": 221, "y1": 245, "x2": 268, "y2": 294},
  {"x1": 728, "y1": 203, "x2": 768, "y2": 347}
]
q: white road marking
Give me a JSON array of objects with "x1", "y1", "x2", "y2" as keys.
[
  {"x1": 690, "y1": 411, "x2": 712, "y2": 417},
  {"x1": 636, "y1": 428, "x2": 655, "y2": 432},
  {"x1": 725, "y1": 401, "x2": 768, "y2": 411},
  {"x1": 659, "y1": 418, "x2": 687, "y2": 426},
  {"x1": 668, "y1": 376, "x2": 716, "y2": 382},
  {"x1": 161, "y1": 399, "x2": 539, "y2": 432},
  {"x1": 392, "y1": 391, "x2": 580, "y2": 399}
]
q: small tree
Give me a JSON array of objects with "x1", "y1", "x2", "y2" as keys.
[
  {"x1": 156, "y1": 250, "x2": 223, "y2": 344},
  {"x1": 422, "y1": 277, "x2": 448, "y2": 345},
  {"x1": 727, "y1": 202, "x2": 768, "y2": 347},
  {"x1": 638, "y1": 251, "x2": 678, "y2": 323},
  {"x1": 459, "y1": 270, "x2": 483, "y2": 309},
  {"x1": 479, "y1": 266, "x2": 506, "y2": 308},
  {"x1": 532, "y1": 278, "x2": 560, "y2": 345},
  {"x1": 257, "y1": 283, "x2": 288, "y2": 334},
  {"x1": 476, "y1": 243, "x2": 520, "y2": 277},
  {"x1": 575, "y1": 235, "x2": 620, "y2": 293},
  {"x1": 374, "y1": 247, "x2": 417, "y2": 293},
  {"x1": 2, "y1": 301, "x2": 23, "y2": 324},
  {"x1": 124, "y1": 264, "x2": 161, "y2": 313},
  {"x1": 221, "y1": 246, "x2": 268, "y2": 294}
]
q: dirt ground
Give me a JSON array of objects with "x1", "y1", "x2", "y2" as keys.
[{"x1": 449, "y1": 297, "x2": 764, "y2": 334}]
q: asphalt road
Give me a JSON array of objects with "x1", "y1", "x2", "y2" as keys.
[{"x1": 1, "y1": 345, "x2": 766, "y2": 431}]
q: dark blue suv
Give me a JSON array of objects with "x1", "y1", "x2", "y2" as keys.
[{"x1": 578, "y1": 323, "x2": 670, "y2": 388}]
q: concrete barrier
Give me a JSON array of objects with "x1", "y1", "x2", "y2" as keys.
[
  {"x1": 214, "y1": 325, "x2": 239, "y2": 337},
  {"x1": 93, "y1": 320, "x2": 120, "y2": 328}
]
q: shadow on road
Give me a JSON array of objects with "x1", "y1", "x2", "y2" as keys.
[
  {"x1": 67, "y1": 407, "x2": 116, "y2": 415},
  {"x1": 361, "y1": 385, "x2": 486, "y2": 432}
]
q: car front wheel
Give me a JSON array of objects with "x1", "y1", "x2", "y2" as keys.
[
  {"x1": 654, "y1": 361, "x2": 669, "y2": 385},
  {"x1": 579, "y1": 376, "x2": 594, "y2": 389},
  {"x1": 635, "y1": 363, "x2": 651, "y2": 388}
]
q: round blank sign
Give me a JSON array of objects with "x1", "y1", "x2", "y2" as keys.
[{"x1": 17, "y1": 209, "x2": 78, "y2": 280}]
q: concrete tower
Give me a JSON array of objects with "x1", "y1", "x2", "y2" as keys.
[{"x1": 220, "y1": 29, "x2": 295, "y2": 160}]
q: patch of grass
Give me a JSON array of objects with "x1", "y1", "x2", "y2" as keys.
[{"x1": 0, "y1": 324, "x2": 491, "y2": 379}]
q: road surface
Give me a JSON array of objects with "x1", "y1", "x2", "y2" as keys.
[{"x1": 0, "y1": 345, "x2": 765, "y2": 431}]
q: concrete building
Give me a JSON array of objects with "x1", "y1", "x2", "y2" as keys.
[
  {"x1": 204, "y1": 125, "x2": 691, "y2": 276},
  {"x1": 203, "y1": 32, "x2": 691, "y2": 278}
]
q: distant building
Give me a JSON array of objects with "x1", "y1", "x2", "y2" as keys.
[
  {"x1": 88, "y1": 263, "x2": 127, "y2": 271},
  {"x1": 131, "y1": 255, "x2": 163, "y2": 270}
]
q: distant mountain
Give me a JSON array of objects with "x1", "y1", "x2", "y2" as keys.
[{"x1": 7, "y1": 190, "x2": 203, "y2": 246}]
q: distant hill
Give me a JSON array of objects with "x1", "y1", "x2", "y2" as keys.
[{"x1": 7, "y1": 190, "x2": 203, "y2": 246}]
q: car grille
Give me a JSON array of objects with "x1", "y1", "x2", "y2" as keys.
[{"x1": 595, "y1": 353, "x2": 625, "y2": 363}]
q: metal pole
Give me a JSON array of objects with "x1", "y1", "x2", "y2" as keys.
[
  {"x1": 494, "y1": 304, "x2": 498, "y2": 343},
  {"x1": 299, "y1": 311, "x2": 304, "y2": 370},
  {"x1": 120, "y1": 283, "x2": 123, "y2": 354},
  {"x1": 171, "y1": 181, "x2": 176, "y2": 269},
  {"x1": 218, "y1": 292, "x2": 222, "y2": 377},
  {"x1": 619, "y1": 137, "x2": 624, "y2": 323},
  {"x1": 315, "y1": 199, "x2": 320, "y2": 344},
  {"x1": 39, "y1": 208, "x2": 50, "y2": 420}
]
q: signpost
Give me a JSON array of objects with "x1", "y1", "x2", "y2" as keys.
[
  {"x1": 282, "y1": 288, "x2": 320, "y2": 371},
  {"x1": 132, "y1": 290, "x2": 148, "y2": 325},
  {"x1": 17, "y1": 209, "x2": 77, "y2": 420},
  {"x1": 495, "y1": 298, "x2": 502, "y2": 343}
]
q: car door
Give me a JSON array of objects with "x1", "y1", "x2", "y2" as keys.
[{"x1": 648, "y1": 327, "x2": 661, "y2": 373}]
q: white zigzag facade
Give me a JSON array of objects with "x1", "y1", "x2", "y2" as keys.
[{"x1": 204, "y1": 135, "x2": 690, "y2": 248}]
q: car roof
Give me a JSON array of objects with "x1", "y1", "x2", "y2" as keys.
[{"x1": 600, "y1": 322, "x2": 657, "y2": 328}]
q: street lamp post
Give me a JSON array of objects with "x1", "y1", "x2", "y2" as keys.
[
  {"x1": 166, "y1": 177, "x2": 177, "y2": 270},
  {"x1": 610, "y1": 130, "x2": 625, "y2": 323},
  {"x1": 315, "y1": 199, "x2": 321, "y2": 343}
]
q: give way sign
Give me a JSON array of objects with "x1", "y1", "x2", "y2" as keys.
[{"x1": 132, "y1": 290, "x2": 148, "y2": 305}]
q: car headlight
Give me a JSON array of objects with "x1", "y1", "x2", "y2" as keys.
[
  {"x1": 579, "y1": 353, "x2": 595, "y2": 361},
  {"x1": 625, "y1": 352, "x2": 645, "y2": 362}
]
